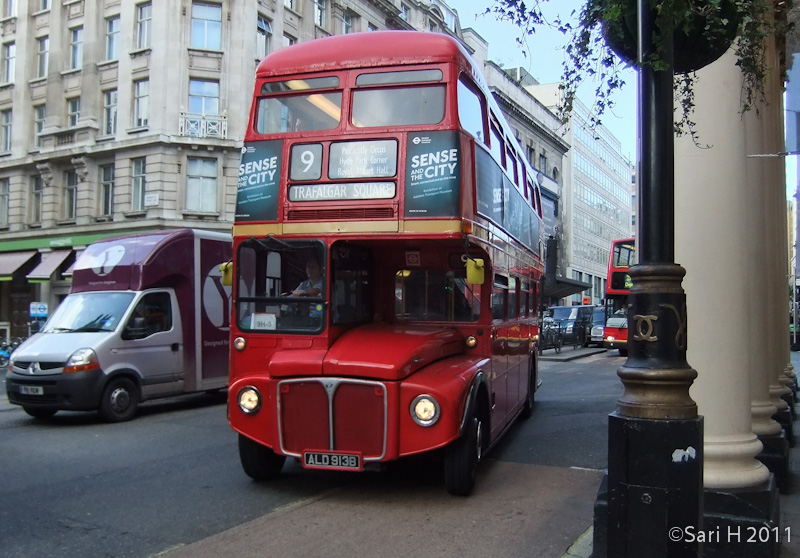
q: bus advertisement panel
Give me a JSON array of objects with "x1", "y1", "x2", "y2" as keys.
[{"x1": 228, "y1": 31, "x2": 545, "y2": 496}]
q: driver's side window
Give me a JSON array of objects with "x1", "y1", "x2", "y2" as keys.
[{"x1": 123, "y1": 293, "x2": 172, "y2": 340}]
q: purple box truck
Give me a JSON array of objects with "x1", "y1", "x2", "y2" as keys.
[{"x1": 5, "y1": 229, "x2": 232, "y2": 422}]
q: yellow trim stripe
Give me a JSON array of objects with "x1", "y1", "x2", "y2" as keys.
[{"x1": 233, "y1": 219, "x2": 462, "y2": 237}]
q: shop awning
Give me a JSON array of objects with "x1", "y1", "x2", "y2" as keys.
[
  {"x1": 0, "y1": 251, "x2": 38, "y2": 281},
  {"x1": 62, "y1": 249, "x2": 83, "y2": 278},
  {"x1": 542, "y1": 275, "x2": 591, "y2": 301},
  {"x1": 26, "y1": 250, "x2": 73, "y2": 281}
]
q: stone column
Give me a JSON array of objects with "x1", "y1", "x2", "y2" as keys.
[{"x1": 675, "y1": 48, "x2": 780, "y2": 557}]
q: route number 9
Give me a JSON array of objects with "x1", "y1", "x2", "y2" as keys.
[{"x1": 290, "y1": 143, "x2": 323, "y2": 180}]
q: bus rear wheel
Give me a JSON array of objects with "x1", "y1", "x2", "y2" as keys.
[
  {"x1": 239, "y1": 434, "x2": 285, "y2": 481},
  {"x1": 444, "y1": 414, "x2": 483, "y2": 496}
]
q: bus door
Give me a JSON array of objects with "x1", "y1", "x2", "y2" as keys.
[{"x1": 490, "y1": 275, "x2": 511, "y2": 436}]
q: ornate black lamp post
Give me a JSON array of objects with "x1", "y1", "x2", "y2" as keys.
[{"x1": 595, "y1": 2, "x2": 704, "y2": 556}]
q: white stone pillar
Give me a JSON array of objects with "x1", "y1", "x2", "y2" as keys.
[{"x1": 675, "y1": 49, "x2": 771, "y2": 489}]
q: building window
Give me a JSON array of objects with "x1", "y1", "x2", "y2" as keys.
[
  {"x1": 3, "y1": 0, "x2": 15, "y2": 18},
  {"x1": 99, "y1": 164, "x2": 115, "y2": 216},
  {"x1": 342, "y1": 13, "x2": 353, "y2": 34},
  {"x1": 0, "y1": 177, "x2": 8, "y2": 226},
  {"x1": 133, "y1": 79, "x2": 149, "y2": 127},
  {"x1": 65, "y1": 170, "x2": 78, "y2": 220},
  {"x1": 314, "y1": 0, "x2": 326, "y2": 27},
  {"x1": 283, "y1": 0, "x2": 295, "y2": 11},
  {"x1": 189, "y1": 79, "x2": 219, "y2": 116},
  {"x1": 69, "y1": 27, "x2": 83, "y2": 70},
  {"x1": 2, "y1": 42, "x2": 14, "y2": 83},
  {"x1": 1, "y1": 109, "x2": 11, "y2": 152},
  {"x1": 36, "y1": 36, "x2": 48, "y2": 78},
  {"x1": 186, "y1": 157, "x2": 217, "y2": 213},
  {"x1": 400, "y1": 3, "x2": 409, "y2": 20},
  {"x1": 131, "y1": 157, "x2": 146, "y2": 211},
  {"x1": 282, "y1": 34, "x2": 296, "y2": 48},
  {"x1": 105, "y1": 16, "x2": 120, "y2": 61},
  {"x1": 103, "y1": 90, "x2": 117, "y2": 135},
  {"x1": 192, "y1": 2, "x2": 221, "y2": 50},
  {"x1": 33, "y1": 105, "x2": 45, "y2": 147},
  {"x1": 539, "y1": 153, "x2": 548, "y2": 176},
  {"x1": 136, "y1": 2, "x2": 152, "y2": 50},
  {"x1": 31, "y1": 176, "x2": 42, "y2": 224},
  {"x1": 367, "y1": 23, "x2": 377, "y2": 32},
  {"x1": 256, "y1": 16, "x2": 272, "y2": 59},
  {"x1": 67, "y1": 97, "x2": 80, "y2": 127},
  {"x1": 37, "y1": 0, "x2": 49, "y2": 11}
]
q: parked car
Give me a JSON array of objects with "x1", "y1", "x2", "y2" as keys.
[
  {"x1": 588, "y1": 307, "x2": 607, "y2": 347},
  {"x1": 545, "y1": 305, "x2": 596, "y2": 348}
]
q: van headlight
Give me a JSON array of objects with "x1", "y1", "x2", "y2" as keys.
[
  {"x1": 237, "y1": 386, "x2": 262, "y2": 414},
  {"x1": 64, "y1": 348, "x2": 100, "y2": 373},
  {"x1": 410, "y1": 394, "x2": 440, "y2": 426}
]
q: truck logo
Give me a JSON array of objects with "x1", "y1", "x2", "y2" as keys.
[
  {"x1": 203, "y1": 264, "x2": 232, "y2": 329},
  {"x1": 90, "y1": 245, "x2": 126, "y2": 276}
]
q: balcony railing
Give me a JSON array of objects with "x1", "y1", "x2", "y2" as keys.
[{"x1": 178, "y1": 112, "x2": 228, "y2": 139}]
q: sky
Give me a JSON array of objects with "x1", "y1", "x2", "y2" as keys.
[{"x1": 445, "y1": 0, "x2": 638, "y2": 161}]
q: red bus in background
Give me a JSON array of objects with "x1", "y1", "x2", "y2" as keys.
[
  {"x1": 228, "y1": 31, "x2": 545, "y2": 495},
  {"x1": 604, "y1": 238, "x2": 635, "y2": 355}
]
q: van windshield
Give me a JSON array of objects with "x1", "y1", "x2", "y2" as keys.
[{"x1": 42, "y1": 292, "x2": 136, "y2": 333}]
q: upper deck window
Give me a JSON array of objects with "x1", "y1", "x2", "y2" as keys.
[
  {"x1": 355, "y1": 69, "x2": 442, "y2": 86},
  {"x1": 457, "y1": 77, "x2": 485, "y2": 143},
  {"x1": 352, "y1": 85, "x2": 445, "y2": 127},
  {"x1": 256, "y1": 77, "x2": 342, "y2": 134}
]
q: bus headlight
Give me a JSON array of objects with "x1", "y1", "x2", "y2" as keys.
[
  {"x1": 410, "y1": 394, "x2": 440, "y2": 427},
  {"x1": 465, "y1": 335, "x2": 478, "y2": 349},
  {"x1": 233, "y1": 337, "x2": 247, "y2": 351},
  {"x1": 238, "y1": 386, "x2": 262, "y2": 414}
]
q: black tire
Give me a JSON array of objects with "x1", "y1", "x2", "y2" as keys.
[
  {"x1": 98, "y1": 377, "x2": 139, "y2": 422},
  {"x1": 23, "y1": 407, "x2": 57, "y2": 419},
  {"x1": 520, "y1": 363, "x2": 535, "y2": 419},
  {"x1": 444, "y1": 414, "x2": 483, "y2": 496},
  {"x1": 238, "y1": 434, "x2": 285, "y2": 481}
]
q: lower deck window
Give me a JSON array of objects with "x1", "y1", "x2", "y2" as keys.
[{"x1": 395, "y1": 269, "x2": 479, "y2": 322}]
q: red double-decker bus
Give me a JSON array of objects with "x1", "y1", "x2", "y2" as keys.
[
  {"x1": 228, "y1": 31, "x2": 545, "y2": 495},
  {"x1": 603, "y1": 238, "x2": 635, "y2": 355}
]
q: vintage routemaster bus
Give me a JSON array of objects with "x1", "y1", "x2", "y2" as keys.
[
  {"x1": 603, "y1": 238, "x2": 635, "y2": 355},
  {"x1": 228, "y1": 31, "x2": 546, "y2": 495}
]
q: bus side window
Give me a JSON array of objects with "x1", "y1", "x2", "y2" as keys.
[
  {"x1": 508, "y1": 277, "x2": 518, "y2": 319},
  {"x1": 492, "y1": 275, "x2": 508, "y2": 322},
  {"x1": 457, "y1": 77, "x2": 486, "y2": 144},
  {"x1": 489, "y1": 121, "x2": 504, "y2": 167}
]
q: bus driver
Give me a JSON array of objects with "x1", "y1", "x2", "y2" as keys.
[{"x1": 291, "y1": 259, "x2": 323, "y2": 297}]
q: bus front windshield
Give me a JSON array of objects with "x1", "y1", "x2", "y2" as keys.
[
  {"x1": 395, "y1": 269, "x2": 480, "y2": 322},
  {"x1": 236, "y1": 239, "x2": 327, "y2": 333}
]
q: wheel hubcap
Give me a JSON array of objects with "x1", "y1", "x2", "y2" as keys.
[{"x1": 110, "y1": 388, "x2": 130, "y2": 413}]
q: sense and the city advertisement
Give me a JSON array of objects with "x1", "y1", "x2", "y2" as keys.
[
  {"x1": 404, "y1": 131, "x2": 460, "y2": 217},
  {"x1": 236, "y1": 140, "x2": 283, "y2": 222}
]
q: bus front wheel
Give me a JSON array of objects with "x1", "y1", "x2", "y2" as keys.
[
  {"x1": 239, "y1": 434, "x2": 285, "y2": 481},
  {"x1": 444, "y1": 413, "x2": 483, "y2": 496}
]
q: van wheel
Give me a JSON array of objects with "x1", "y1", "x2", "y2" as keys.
[
  {"x1": 239, "y1": 434, "x2": 285, "y2": 481},
  {"x1": 99, "y1": 377, "x2": 139, "y2": 422},
  {"x1": 23, "y1": 407, "x2": 57, "y2": 419},
  {"x1": 444, "y1": 414, "x2": 483, "y2": 496}
]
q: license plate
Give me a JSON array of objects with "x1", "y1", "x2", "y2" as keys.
[
  {"x1": 303, "y1": 451, "x2": 362, "y2": 471},
  {"x1": 19, "y1": 385, "x2": 44, "y2": 395}
]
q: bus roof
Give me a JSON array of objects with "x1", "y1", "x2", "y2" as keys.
[{"x1": 256, "y1": 31, "x2": 476, "y2": 78}]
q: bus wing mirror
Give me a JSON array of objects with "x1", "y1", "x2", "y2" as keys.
[
  {"x1": 220, "y1": 262, "x2": 233, "y2": 286},
  {"x1": 466, "y1": 259, "x2": 485, "y2": 285}
]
